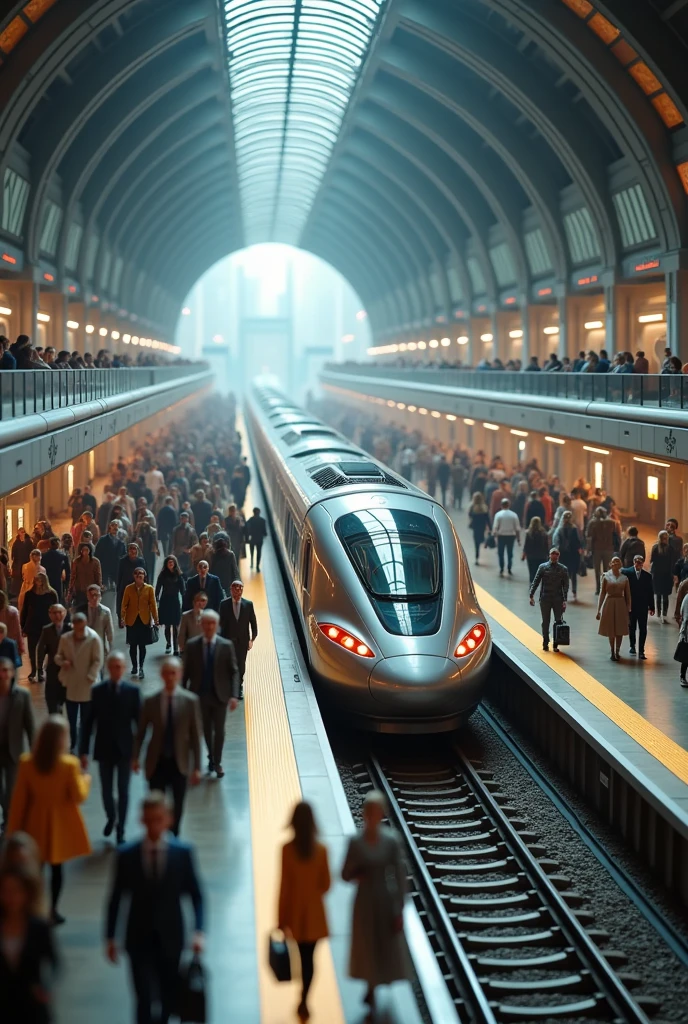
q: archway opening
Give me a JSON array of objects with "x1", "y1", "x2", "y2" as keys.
[{"x1": 175, "y1": 244, "x2": 371, "y2": 398}]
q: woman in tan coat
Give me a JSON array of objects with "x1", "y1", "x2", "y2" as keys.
[
  {"x1": 17, "y1": 550, "x2": 42, "y2": 613},
  {"x1": 596, "y1": 554, "x2": 631, "y2": 661},
  {"x1": 8, "y1": 716, "x2": 91, "y2": 925},
  {"x1": 68, "y1": 543, "x2": 102, "y2": 610},
  {"x1": 278, "y1": 802, "x2": 331, "y2": 1022}
]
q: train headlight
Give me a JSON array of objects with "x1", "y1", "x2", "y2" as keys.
[
  {"x1": 318, "y1": 622, "x2": 375, "y2": 658},
  {"x1": 454, "y1": 623, "x2": 487, "y2": 658}
]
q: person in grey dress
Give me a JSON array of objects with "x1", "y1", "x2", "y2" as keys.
[{"x1": 342, "y1": 790, "x2": 411, "y2": 1013}]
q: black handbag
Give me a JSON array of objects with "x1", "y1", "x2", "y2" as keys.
[
  {"x1": 268, "y1": 930, "x2": 299, "y2": 983},
  {"x1": 176, "y1": 956, "x2": 207, "y2": 1023},
  {"x1": 484, "y1": 533, "x2": 496, "y2": 550},
  {"x1": 553, "y1": 620, "x2": 570, "y2": 646},
  {"x1": 673, "y1": 638, "x2": 688, "y2": 663},
  {"x1": 149, "y1": 623, "x2": 160, "y2": 645}
]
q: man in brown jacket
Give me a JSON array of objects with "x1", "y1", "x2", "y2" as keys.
[{"x1": 586, "y1": 508, "x2": 619, "y2": 595}]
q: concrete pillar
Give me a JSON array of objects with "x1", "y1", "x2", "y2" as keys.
[
  {"x1": 16, "y1": 280, "x2": 38, "y2": 339},
  {"x1": 520, "y1": 300, "x2": 531, "y2": 366},
  {"x1": 67, "y1": 302, "x2": 86, "y2": 354},
  {"x1": 604, "y1": 281, "x2": 618, "y2": 357},
  {"x1": 665, "y1": 269, "x2": 688, "y2": 363},
  {"x1": 557, "y1": 291, "x2": 569, "y2": 361}
]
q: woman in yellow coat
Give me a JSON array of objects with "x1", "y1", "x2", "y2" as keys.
[
  {"x1": 8, "y1": 716, "x2": 91, "y2": 925},
  {"x1": 120, "y1": 566, "x2": 159, "y2": 679},
  {"x1": 278, "y1": 801, "x2": 331, "y2": 1022}
]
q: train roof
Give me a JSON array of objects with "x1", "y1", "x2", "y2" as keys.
[{"x1": 250, "y1": 383, "x2": 432, "y2": 510}]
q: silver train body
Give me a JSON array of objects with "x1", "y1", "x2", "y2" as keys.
[{"x1": 246, "y1": 382, "x2": 491, "y2": 733}]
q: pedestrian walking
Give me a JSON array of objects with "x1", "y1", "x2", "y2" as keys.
[
  {"x1": 0, "y1": 864, "x2": 57, "y2": 1021},
  {"x1": 156, "y1": 496, "x2": 178, "y2": 557},
  {"x1": 156, "y1": 555, "x2": 186, "y2": 656},
  {"x1": 529, "y1": 548, "x2": 569, "y2": 652},
  {"x1": 120, "y1": 567, "x2": 159, "y2": 679},
  {"x1": 0, "y1": 657, "x2": 34, "y2": 831},
  {"x1": 85, "y1": 584, "x2": 113, "y2": 660},
  {"x1": 80, "y1": 652, "x2": 141, "y2": 845},
  {"x1": 468, "y1": 493, "x2": 490, "y2": 565},
  {"x1": 67, "y1": 543, "x2": 102, "y2": 612},
  {"x1": 182, "y1": 611, "x2": 239, "y2": 777},
  {"x1": 278, "y1": 802, "x2": 331, "y2": 1022},
  {"x1": 7, "y1": 716, "x2": 91, "y2": 925},
  {"x1": 619, "y1": 526, "x2": 645, "y2": 568},
  {"x1": 492, "y1": 498, "x2": 521, "y2": 576},
  {"x1": 172, "y1": 512, "x2": 197, "y2": 578},
  {"x1": 20, "y1": 572, "x2": 58, "y2": 683},
  {"x1": 36, "y1": 604, "x2": 71, "y2": 715},
  {"x1": 245, "y1": 507, "x2": 268, "y2": 571},
  {"x1": 209, "y1": 534, "x2": 240, "y2": 595},
  {"x1": 223, "y1": 505, "x2": 245, "y2": 558},
  {"x1": 10, "y1": 529, "x2": 34, "y2": 601},
  {"x1": 586, "y1": 507, "x2": 618, "y2": 595},
  {"x1": 18, "y1": 550, "x2": 43, "y2": 613},
  {"x1": 622, "y1": 554, "x2": 655, "y2": 659},
  {"x1": 105, "y1": 792, "x2": 204, "y2": 1023},
  {"x1": 95, "y1": 521, "x2": 126, "y2": 590},
  {"x1": 596, "y1": 556, "x2": 631, "y2": 661},
  {"x1": 116, "y1": 543, "x2": 146, "y2": 614},
  {"x1": 183, "y1": 560, "x2": 224, "y2": 612},
  {"x1": 135, "y1": 519, "x2": 159, "y2": 585},
  {"x1": 178, "y1": 590, "x2": 210, "y2": 653},
  {"x1": 40, "y1": 536, "x2": 71, "y2": 603},
  {"x1": 650, "y1": 531, "x2": 674, "y2": 622},
  {"x1": 0, "y1": 622, "x2": 20, "y2": 668},
  {"x1": 54, "y1": 612, "x2": 103, "y2": 751},
  {"x1": 0, "y1": 592, "x2": 24, "y2": 663},
  {"x1": 132, "y1": 658, "x2": 202, "y2": 835},
  {"x1": 342, "y1": 791, "x2": 411, "y2": 1015},
  {"x1": 522, "y1": 517, "x2": 550, "y2": 584},
  {"x1": 552, "y1": 510, "x2": 583, "y2": 600},
  {"x1": 219, "y1": 580, "x2": 257, "y2": 698}
]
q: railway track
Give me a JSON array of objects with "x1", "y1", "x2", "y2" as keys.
[{"x1": 360, "y1": 747, "x2": 658, "y2": 1024}]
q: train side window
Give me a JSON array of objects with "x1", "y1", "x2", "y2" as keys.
[{"x1": 303, "y1": 537, "x2": 312, "y2": 590}]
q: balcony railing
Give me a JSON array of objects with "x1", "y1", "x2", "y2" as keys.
[
  {"x1": 0, "y1": 365, "x2": 208, "y2": 420},
  {"x1": 325, "y1": 363, "x2": 688, "y2": 410}
]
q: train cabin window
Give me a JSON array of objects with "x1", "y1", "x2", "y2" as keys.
[{"x1": 302, "y1": 537, "x2": 312, "y2": 590}]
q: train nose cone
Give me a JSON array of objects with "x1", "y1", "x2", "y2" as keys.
[{"x1": 369, "y1": 655, "x2": 462, "y2": 712}]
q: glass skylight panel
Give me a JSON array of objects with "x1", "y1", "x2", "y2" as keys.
[{"x1": 224, "y1": 0, "x2": 384, "y2": 244}]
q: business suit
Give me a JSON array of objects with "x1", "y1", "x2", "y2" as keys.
[
  {"x1": 0, "y1": 681, "x2": 34, "y2": 825},
  {"x1": 80, "y1": 679, "x2": 141, "y2": 841},
  {"x1": 183, "y1": 635, "x2": 239, "y2": 770},
  {"x1": 85, "y1": 602, "x2": 114, "y2": 659},
  {"x1": 183, "y1": 571, "x2": 224, "y2": 612},
  {"x1": 622, "y1": 566, "x2": 655, "y2": 655},
  {"x1": 244, "y1": 514, "x2": 268, "y2": 569},
  {"x1": 220, "y1": 596, "x2": 258, "y2": 688},
  {"x1": 40, "y1": 546, "x2": 71, "y2": 601},
  {"x1": 0, "y1": 916, "x2": 57, "y2": 1023},
  {"x1": 0, "y1": 636, "x2": 20, "y2": 667},
  {"x1": 36, "y1": 621, "x2": 72, "y2": 713},
  {"x1": 133, "y1": 688, "x2": 202, "y2": 835},
  {"x1": 106, "y1": 838, "x2": 203, "y2": 1024}
]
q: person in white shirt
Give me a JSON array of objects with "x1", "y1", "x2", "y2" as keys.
[
  {"x1": 85, "y1": 584, "x2": 113, "y2": 660},
  {"x1": 54, "y1": 613, "x2": 103, "y2": 751},
  {"x1": 570, "y1": 489, "x2": 588, "y2": 533},
  {"x1": 145, "y1": 464, "x2": 165, "y2": 494},
  {"x1": 492, "y1": 498, "x2": 521, "y2": 577}
]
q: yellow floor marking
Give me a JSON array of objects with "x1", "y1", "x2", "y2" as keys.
[
  {"x1": 476, "y1": 584, "x2": 688, "y2": 785},
  {"x1": 241, "y1": 427, "x2": 346, "y2": 1024}
]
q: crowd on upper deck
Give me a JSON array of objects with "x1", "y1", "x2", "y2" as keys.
[{"x1": 0, "y1": 334, "x2": 193, "y2": 370}]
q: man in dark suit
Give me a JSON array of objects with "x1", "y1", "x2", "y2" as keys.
[
  {"x1": 622, "y1": 553, "x2": 655, "y2": 659},
  {"x1": 36, "y1": 603, "x2": 72, "y2": 714},
  {"x1": 95, "y1": 520, "x2": 126, "y2": 590},
  {"x1": 41, "y1": 536, "x2": 71, "y2": 602},
  {"x1": 133, "y1": 657, "x2": 202, "y2": 835},
  {"x1": 0, "y1": 656, "x2": 35, "y2": 829},
  {"x1": 80, "y1": 651, "x2": 141, "y2": 844},
  {"x1": 116, "y1": 544, "x2": 147, "y2": 621},
  {"x1": 183, "y1": 560, "x2": 224, "y2": 612},
  {"x1": 244, "y1": 507, "x2": 268, "y2": 571},
  {"x1": 219, "y1": 580, "x2": 258, "y2": 698},
  {"x1": 0, "y1": 622, "x2": 20, "y2": 667},
  {"x1": 182, "y1": 611, "x2": 239, "y2": 778},
  {"x1": 105, "y1": 791, "x2": 204, "y2": 1024}
]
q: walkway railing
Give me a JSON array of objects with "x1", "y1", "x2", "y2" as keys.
[
  {"x1": 325, "y1": 363, "x2": 688, "y2": 410},
  {"x1": 0, "y1": 365, "x2": 207, "y2": 419}
]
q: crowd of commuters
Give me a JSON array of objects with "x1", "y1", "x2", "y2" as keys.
[
  {"x1": 318, "y1": 399, "x2": 688, "y2": 685},
  {"x1": 0, "y1": 333, "x2": 195, "y2": 371}
]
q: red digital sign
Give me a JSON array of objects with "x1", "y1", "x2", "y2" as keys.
[
  {"x1": 504, "y1": 296, "x2": 516, "y2": 305},
  {"x1": 577, "y1": 274, "x2": 599, "y2": 286},
  {"x1": 43, "y1": 273, "x2": 54, "y2": 282},
  {"x1": 634, "y1": 259, "x2": 660, "y2": 272},
  {"x1": 538, "y1": 286, "x2": 552, "y2": 297},
  {"x1": 2, "y1": 253, "x2": 17, "y2": 265}
]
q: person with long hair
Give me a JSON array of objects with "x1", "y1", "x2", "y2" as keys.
[
  {"x1": 0, "y1": 865, "x2": 57, "y2": 1021},
  {"x1": 522, "y1": 516, "x2": 550, "y2": 584},
  {"x1": 121, "y1": 567, "x2": 159, "y2": 678},
  {"x1": 18, "y1": 550, "x2": 43, "y2": 613},
  {"x1": 278, "y1": 802, "x2": 331, "y2": 1021},
  {"x1": 20, "y1": 573, "x2": 58, "y2": 683},
  {"x1": 468, "y1": 492, "x2": 490, "y2": 565},
  {"x1": 155, "y1": 556, "x2": 185, "y2": 656},
  {"x1": 0, "y1": 590, "x2": 24, "y2": 661},
  {"x1": 7, "y1": 716, "x2": 91, "y2": 925},
  {"x1": 10, "y1": 529, "x2": 34, "y2": 601},
  {"x1": 59, "y1": 533, "x2": 74, "y2": 563},
  {"x1": 67, "y1": 543, "x2": 102, "y2": 612},
  {"x1": 596, "y1": 555, "x2": 632, "y2": 661},
  {"x1": 650, "y1": 530, "x2": 674, "y2": 623}
]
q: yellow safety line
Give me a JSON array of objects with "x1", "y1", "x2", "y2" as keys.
[
  {"x1": 241, "y1": 431, "x2": 346, "y2": 1023},
  {"x1": 476, "y1": 584, "x2": 688, "y2": 785}
]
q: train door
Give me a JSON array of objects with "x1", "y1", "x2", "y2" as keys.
[
  {"x1": 301, "y1": 534, "x2": 313, "y2": 618},
  {"x1": 634, "y1": 463, "x2": 666, "y2": 527}
]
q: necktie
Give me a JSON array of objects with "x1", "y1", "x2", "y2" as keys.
[
  {"x1": 234, "y1": 602, "x2": 240, "y2": 621},
  {"x1": 164, "y1": 696, "x2": 174, "y2": 756},
  {"x1": 150, "y1": 846, "x2": 159, "y2": 880},
  {"x1": 201, "y1": 579, "x2": 205, "y2": 589}
]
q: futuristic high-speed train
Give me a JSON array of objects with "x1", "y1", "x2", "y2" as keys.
[{"x1": 246, "y1": 382, "x2": 491, "y2": 732}]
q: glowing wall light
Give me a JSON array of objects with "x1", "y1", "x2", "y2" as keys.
[
  {"x1": 647, "y1": 475, "x2": 659, "y2": 500},
  {"x1": 480, "y1": 333, "x2": 493, "y2": 342},
  {"x1": 66, "y1": 320, "x2": 79, "y2": 330},
  {"x1": 594, "y1": 462, "x2": 603, "y2": 489},
  {"x1": 584, "y1": 320, "x2": 604, "y2": 330},
  {"x1": 638, "y1": 313, "x2": 664, "y2": 324},
  {"x1": 508, "y1": 329, "x2": 523, "y2": 339},
  {"x1": 36, "y1": 312, "x2": 50, "y2": 323}
]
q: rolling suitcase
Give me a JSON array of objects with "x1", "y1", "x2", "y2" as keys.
[{"x1": 553, "y1": 620, "x2": 570, "y2": 647}]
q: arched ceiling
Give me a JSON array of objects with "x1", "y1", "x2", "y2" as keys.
[{"x1": 0, "y1": 0, "x2": 686, "y2": 341}]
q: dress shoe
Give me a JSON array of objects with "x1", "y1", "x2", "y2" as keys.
[
  {"x1": 542, "y1": 642, "x2": 549, "y2": 652},
  {"x1": 138, "y1": 669, "x2": 145, "y2": 679},
  {"x1": 103, "y1": 819, "x2": 115, "y2": 838},
  {"x1": 116, "y1": 831, "x2": 126, "y2": 846},
  {"x1": 216, "y1": 765, "x2": 225, "y2": 778},
  {"x1": 629, "y1": 647, "x2": 636, "y2": 655},
  {"x1": 50, "y1": 911, "x2": 66, "y2": 926},
  {"x1": 639, "y1": 652, "x2": 647, "y2": 660},
  {"x1": 165, "y1": 644, "x2": 172, "y2": 654}
]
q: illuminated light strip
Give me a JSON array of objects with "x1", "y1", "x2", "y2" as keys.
[
  {"x1": 2, "y1": 253, "x2": 17, "y2": 264},
  {"x1": 508, "y1": 330, "x2": 523, "y2": 339},
  {"x1": 0, "y1": 306, "x2": 12, "y2": 316},
  {"x1": 545, "y1": 435, "x2": 565, "y2": 444},
  {"x1": 446, "y1": 414, "x2": 457, "y2": 421},
  {"x1": 543, "y1": 326, "x2": 560, "y2": 335},
  {"x1": 457, "y1": 336, "x2": 469, "y2": 345},
  {"x1": 584, "y1": 320, "x2": 604, "y2": 330},
  {"x1": 480, "y1": 333, "x2": 493, "y2": 342},
  {"x1": 431, "y1": 410, "x2": 441, "y2": 418},
  {"x1": 483, "y1": 422, "x2": 499, "y2": 431},
  {"x1": 638, "y1": 313, "x2": 664, "y2": 323},
  {"x1": 36, "y1": 312, "x2": 50, "y2": 323},
  {"x1": 66, "y1": 320, "x2": 79, "y2": 330},
  {"x1": 583, "y1": 445, "x2": 610, "y2": 455},
  {"x1": 633, "y1": 456, "x2": 670, "y2": 468},
  {"x1": 463, "y1": 418, "x2": 475, "y2": 426},
  {"x1": 510, "y1": 429, "x2": 528, "y2": 437}
]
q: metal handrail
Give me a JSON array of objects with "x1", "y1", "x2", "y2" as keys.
[
  {"x1": 0, "y1": 366, "x2": 208, "y2": 420},
  {"x1": 325, "y1": 363, "x2": 687, "y2": 409}
]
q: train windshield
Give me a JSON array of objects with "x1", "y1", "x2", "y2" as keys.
[{"x1": 336, "y1": 509, "x2": 442, "y2": 635}]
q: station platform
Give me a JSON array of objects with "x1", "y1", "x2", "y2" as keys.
[
  {"x1": 18, "y1": 481, "x2": 451, "y2": 1024},
  {"x1": 447, "y1": 508, "x2": 688, "y2": 849}
]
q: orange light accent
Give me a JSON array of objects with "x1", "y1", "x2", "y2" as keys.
[
  {"x1": 0, "y1": 16, "x2": 29, "y2": 54},
  {"x1": 652, "y1": 93, "x2": 684, "y2": 129},
  {"x1": 318, "y1": 622, "x2": 375, "y2": 658},
  {"x1": 538, "y1": 287, "x2": 553, "y2": 297},
  {"x1": 1, "y1": 253, "x2": 17, "y2": 265},
  {"x1": 43, "y1": 272, "x2": 54, "y2": 282},
  {"x1": 504, "y1": 296, "x2": 516, "y2": 305},
  {"x1": 677, "y1": 162, "x2": 688, "y2": 196},
  {"x1": 588, "y1": 12, "x2": 620, "y2": 45},
  {"x1": 455, "y1": 623, "x2": 488, "y2": 660},
  {"x1": 611, "y1": 39, "x2": 638, "y2": 66},
  {"x1": 627, "y1": 61, "x2": 663, "y2": 97},
  {"x1": 68, "y1": 284, "x2": 76, "y2": 293},
  {"x1": 560, "y1": 0, "x2": 592, "y2": 16},
  {"x1": 634, "y1": 259, "x2": 660, "y2": 272},
  {"x1": 577, "y1": 274, "x2": 599, "y2": 286},
  {"x1": 23, "y1": 0, "x2": 58, "y2": 22}
]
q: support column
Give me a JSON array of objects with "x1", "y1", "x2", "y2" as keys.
[
  {"x1": 17, "y1": 280, "x2": 38, "y2": 338},
  {"x1": 665, "y1": 269, "x2": 688, "y2": 364},
  {"x1": 521, "y1": 299, "x2": 531, "y2": 366},
  {"x1": 556, "y1": 288, "x2": 568, "y2": 361},
  {"x1": 604, "y1": 279, "x2": 618, "y2": 357}
]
